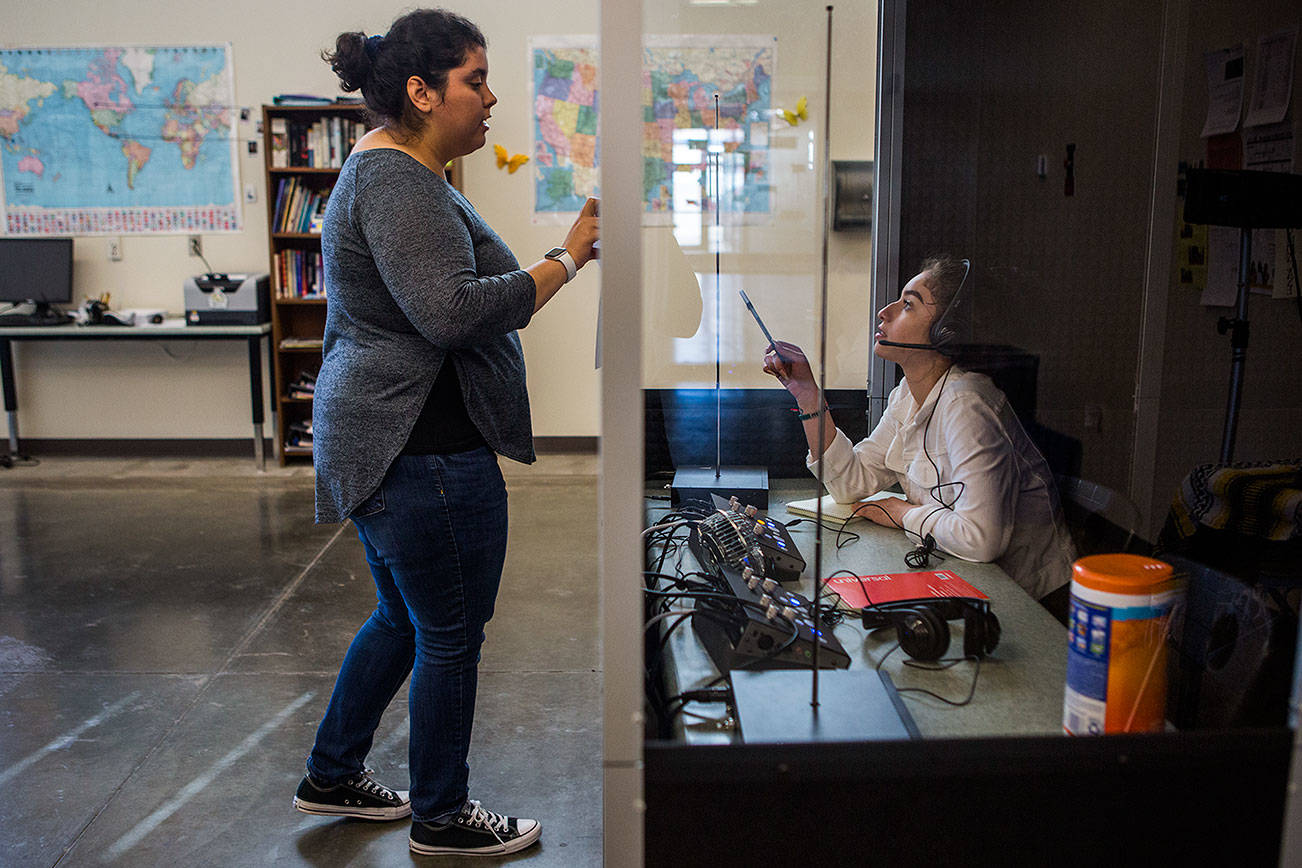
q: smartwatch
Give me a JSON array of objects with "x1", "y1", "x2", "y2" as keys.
[{"x1": 545, "y1": 246, "x2": 577, "y2": 283}]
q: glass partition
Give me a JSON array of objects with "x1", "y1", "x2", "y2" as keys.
[
  {"x1": 609, "y1": 0, "x2": 1300, "y2": 863},
  {"x1": 635, "y1": 1, "x2": 890, "y2": 748}
]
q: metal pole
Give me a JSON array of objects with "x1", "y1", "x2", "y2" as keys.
[
  {"x1": 811, "y1": 4, "x2": 834, "y2": 707},
  {"x1": 1219, "y1": 226, "x2": 1251, "y2": 464},
  {"x1": 714, "y1": 93, "x2": 722, "y2": 478}
]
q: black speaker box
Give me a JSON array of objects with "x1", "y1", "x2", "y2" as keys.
[
  {"x1": 1183, "y1": 168, "x2": 1302, "y2": 229},
  {"x1": 1164, "y1": 553, "x2": 1296, "y2": 729}
]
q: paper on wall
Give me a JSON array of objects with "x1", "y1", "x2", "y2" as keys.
[
  {"x1": 1245, "y1": 29, "x2": 1297, "y2": 128},
  {"x1": 1176, "y1": 210, "x2": 1208, "y2": 294},
  {"x1": 1202, "y1": 45, "x2": 1245, "y2": 138},
  {"x1": 1202, "y1": 226, "x2": 1240, "y2": 306},
  {"x1": 1245, "y1": 121, "x2": 1295, "y2": 172},
  {"x1": 1276, "y1": 231, "x2": 1299, "y2": 299},
  {"x1": 1201, "y1": 226, "x2": 1281, "y2": 306}
]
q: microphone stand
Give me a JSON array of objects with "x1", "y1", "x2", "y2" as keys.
[
  {"x1": 669, "y1": 93, "x2": 768, "y2": 506},
  {"x1": 811, "y1": 3, "x2": 834, "y2": 710},
  {"x1": 1217, "y1": 226, "x2": 1251, "y2": 464}
]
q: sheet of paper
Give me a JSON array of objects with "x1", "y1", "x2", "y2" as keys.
[
  {"x1": 1245, "y1": 121, "x2": 1295, "y2": 172},
  {"x1": 1202, "y1": 44, "x2": 1245, "y2": 137},
  {"x1": 1246, "y1": 29, "x2": 1297, "y2": 128},
  {"x1": 1201, "y1": 226, "x2": 1241, "y2": 306},
  {"x1": 1200, "y1": 227, "x2": 1282, "y2": 305},
  {"x1": 1249, "y1": 228, "x2": 1277, "y2": 296},
  {"x1": 1275, "y1": 231, "x2": 1299, "y2": 299},
  {"x1": 1176, "y1": 211, "x2": 1208, "y2": 294}
]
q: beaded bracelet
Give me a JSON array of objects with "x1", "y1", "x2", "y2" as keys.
[{"x1": 796, "y1": 405, "x2": 826, "y2": 421}]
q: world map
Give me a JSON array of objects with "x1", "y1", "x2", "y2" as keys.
[
  {"x1": 0, "y1": 45, "x2": 239, "y2": 235},
  {"x1": 530, "y1": 37, "x2": 774, "y2": 218}
]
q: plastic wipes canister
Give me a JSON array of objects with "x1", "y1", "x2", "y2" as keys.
[{"x1": 1063, "y1": 554, "x2": 1184, "y2": 735}]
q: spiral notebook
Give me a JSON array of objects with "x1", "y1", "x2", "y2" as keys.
[{"x1": 783, "y1": 491, "x2": 898, "y2": 521}]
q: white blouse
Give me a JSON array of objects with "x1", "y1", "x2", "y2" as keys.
[{"x1": 809, "y1": 368, "x2": 1076, "y2": 601}]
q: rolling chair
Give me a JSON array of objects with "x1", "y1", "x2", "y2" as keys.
[{"x1": 1056, "y1": 475, "x2": 1142, "y2": 555}]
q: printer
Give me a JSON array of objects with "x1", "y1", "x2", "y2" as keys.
[{"x1": 184, "y1": 273, "x2": 271, "y2": 325}]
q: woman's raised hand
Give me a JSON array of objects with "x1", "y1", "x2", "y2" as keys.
[
  {"x1": 563, "y1": 197, "x2": 600, "y2": 268},
  {"x1": 762, "y1": 340, "x2": 819, "y2": 407}
]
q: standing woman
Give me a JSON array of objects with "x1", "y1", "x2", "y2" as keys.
[{"x1": 291, "y1": 9, "x2": 597, "y2": 857}]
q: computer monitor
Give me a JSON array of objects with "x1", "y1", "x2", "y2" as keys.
[{"x1": 0, "y1": 237, "x2": 74, "y2": 312}]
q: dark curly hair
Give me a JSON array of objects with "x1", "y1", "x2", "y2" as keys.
[{"x1": 322, "y1": 8, "x2": 486, "y2": 135}]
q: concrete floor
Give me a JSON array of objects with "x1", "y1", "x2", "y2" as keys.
[{"x1": 0, "y1": 452, "x2": 601, "y2": 867}]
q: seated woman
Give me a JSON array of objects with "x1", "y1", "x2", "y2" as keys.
[{"x1": 763, "y1": 254, "x2": 1075, "y2": 619}]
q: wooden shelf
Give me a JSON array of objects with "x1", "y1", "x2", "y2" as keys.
[{"x1": 264, "y1": 102, "x2": 365, "y2": 463}]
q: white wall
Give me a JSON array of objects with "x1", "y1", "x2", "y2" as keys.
[
  {"x1": 6, "y1": 0, "x2": 876, "y2": 440},
  {"x1": 6, "y1": 0, "x2": 608, "y2": 438}
]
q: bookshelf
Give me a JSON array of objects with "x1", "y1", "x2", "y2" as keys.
[{"x1": 261, "y1": 102, "x2": 461, "y2": 462}]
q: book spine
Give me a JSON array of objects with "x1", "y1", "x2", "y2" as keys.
[{"x1": 270, "y1": 118, "x2": 289, "y2": 168}]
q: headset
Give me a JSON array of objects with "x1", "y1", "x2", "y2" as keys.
[
  {"x1": 860, "y1": 596, "x2": 1000, "y2": 662},
  {"x1": 876, "y1": 258, "x2": 971, "y2": 354}
]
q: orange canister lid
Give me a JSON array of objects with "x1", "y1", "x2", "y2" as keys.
[{"x1": 1072, "y1": 554, "x2": 1174, "y2": 595}]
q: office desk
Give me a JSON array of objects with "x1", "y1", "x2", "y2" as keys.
[
  {"x1": 649, "y1": 480, "x2": 1069, "y2": 742},
  {"x1": 0, "y1": 323, "x2": 274, "y2": 469}
]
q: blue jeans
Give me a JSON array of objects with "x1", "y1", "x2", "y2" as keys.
[{"x1": 306, "y1": 448, "x2": 508, "y2": 822}]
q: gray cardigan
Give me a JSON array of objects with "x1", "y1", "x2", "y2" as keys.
[{"x1": 313, "y1": 148, "x2": 536, "y2": 523}]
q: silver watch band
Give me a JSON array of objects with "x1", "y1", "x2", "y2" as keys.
[{"x1": 553, "y1": 249, "x2": 577, "y2": 282}]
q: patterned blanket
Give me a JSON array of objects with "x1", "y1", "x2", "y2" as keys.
[{"x1": 1165, "y1": 460, "x2": 1302, "y2": 543}]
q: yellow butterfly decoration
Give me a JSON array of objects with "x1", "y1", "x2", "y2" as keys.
[
  {"x1": 779, "y1": 96, "x2": 808, "y2": 127},
  {"x1": 494, "y1": 144, "x2": 529, "y2": 174}
]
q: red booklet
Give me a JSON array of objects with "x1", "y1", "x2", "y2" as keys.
[{"x1": 823, "y1": 569, "x2": 987, "y2": 609}]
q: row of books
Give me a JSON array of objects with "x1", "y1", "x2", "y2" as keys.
[
  {"x1": 274, "y1": 249, "x2": 326, "y2": 299},
  {"x1": 272, "y1": 176, "x2": 330, "y2": 234},
  {"x1": 269, "y1": 116, "x2": 365, "y2": 169},
  {"x1": 287, "y1": 419, "x2": 313, "y2": 450}
]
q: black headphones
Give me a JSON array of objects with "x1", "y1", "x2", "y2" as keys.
[
  {"x1": 927, "y1": 257, "x2": 970, "y2": 350},
  {"x1": 860, "y1": 597, "x2": 1000, "y2": 662}
]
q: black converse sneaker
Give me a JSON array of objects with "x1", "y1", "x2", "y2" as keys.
[
  {"x1": 292, "y1": 768, "x2": 411, "y2": 820},
  {"x1": 408, "y1": 799, "x2": 541, "y2": 856}
]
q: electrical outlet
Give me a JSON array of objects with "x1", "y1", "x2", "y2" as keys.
[
  {"x1": 1084, "y1": 404, "x2": 1103, "y2": 433},
  {"x1": 188, "y1": 235, "x2": 202, "y2": 257},
  {"x1": 107, "y1": 236, "x2": 123, "y2": 261}
]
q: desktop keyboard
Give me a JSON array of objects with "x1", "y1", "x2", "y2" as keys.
[{"x1": 0, "y1": 313, "x2": 74, "y2": 327}]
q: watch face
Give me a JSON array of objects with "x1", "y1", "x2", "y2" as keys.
[{"x1": 545, "y1": 247, "x2": 567, "y2": 259}]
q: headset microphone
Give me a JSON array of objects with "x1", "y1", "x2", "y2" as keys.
[{"x1": 876, "y1": 338, "x2": 936, "y2": 349}]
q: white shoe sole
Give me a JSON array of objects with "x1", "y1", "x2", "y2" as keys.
[
  {"x1": 409, "y1": 821, "x2": 542, "y2": 856},
  {"x1": 293, "y1": 796, "x2": 412, "y2": 821}
]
